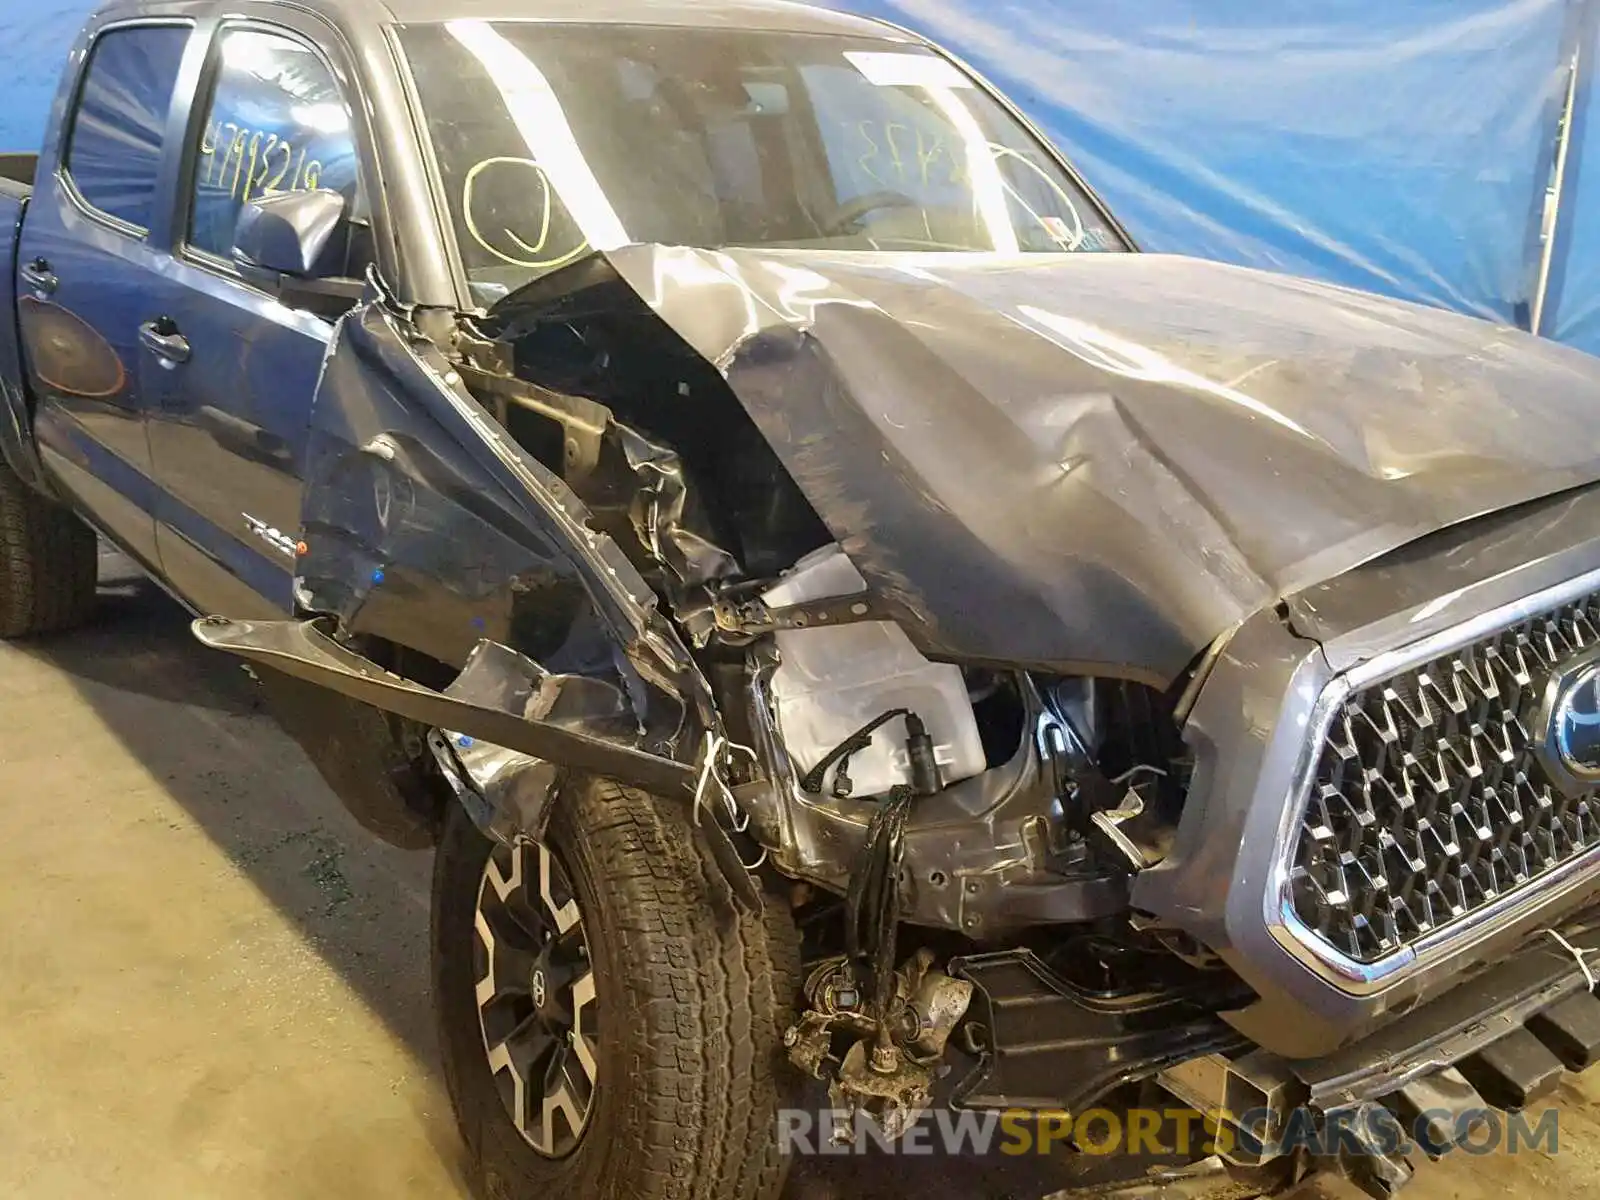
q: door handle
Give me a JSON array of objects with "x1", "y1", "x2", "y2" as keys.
[
  {"x1": 20, "y1": 257, "x2": 57, "y2": 296},
  {"x1": 139, "y1": 318, "x2": 191, "y2": 365}
]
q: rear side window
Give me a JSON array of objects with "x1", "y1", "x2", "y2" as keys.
[
  {"x1": 64, "y1": 24, "x2": 191, "y2": 231},
  {"x1": 187, "y1": 27, "x2": 363, "y2": 259}
]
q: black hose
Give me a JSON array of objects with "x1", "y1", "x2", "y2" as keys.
[
  {"x1": 844, "y1": 783, "x2": 917, "y2": 1024},
  {"x1": 798, "y1": 707, "x2": 912, "y2": 796},
  {"x1": 808, "y1": 709, "x2": 942, "y2": 1025}
]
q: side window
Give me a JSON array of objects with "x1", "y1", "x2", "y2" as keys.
[
  {"x1": 187, "y1": 27, "x2": 362, "y2": 260},
  {"x1": 64, "y1": 24, "x2": 191, "y2": 231}
]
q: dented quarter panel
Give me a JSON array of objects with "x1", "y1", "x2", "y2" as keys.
[{"x1": 599, "y1": 245, "x2": 1600, "y2": 688}]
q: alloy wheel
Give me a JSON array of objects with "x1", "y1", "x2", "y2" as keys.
[{"x1": 472, "y1": 837, "x2": 599, "y2": 1158}]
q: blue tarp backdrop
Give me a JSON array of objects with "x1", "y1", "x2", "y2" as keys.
[
  {"x1": 5, "y1": 0, "x2": 1599, "y2": 353},
  {"x1": 5, "y1": 4, "x2": 91, "y2": 151}
]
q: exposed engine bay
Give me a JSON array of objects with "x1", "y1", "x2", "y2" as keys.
[
  {"x1": 440, "y1": 254, "x2": 1236, "y2": 1139},
  {"x1": 195, "y1": 243, "x2": 1600, "y2": 1199}
]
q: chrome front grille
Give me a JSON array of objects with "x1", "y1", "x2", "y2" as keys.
[{"x1": 1290, "y1": 591, "x2": 1600, "y2": 964}]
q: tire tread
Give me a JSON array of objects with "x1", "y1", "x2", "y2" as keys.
[
  {"x1": 0, "y1": 463, "x2": 97, "y2": 639},
  {"x1": 433, "y1": 777, "x2": 802, "y2": 1200}
]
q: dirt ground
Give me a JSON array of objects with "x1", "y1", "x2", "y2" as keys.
[{"x1": 1, "y1": 549, "x2": 1597, "y2": 1199}]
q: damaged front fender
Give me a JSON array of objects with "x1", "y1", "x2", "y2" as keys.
[
  {"x1": 207, "y1": 294, "x2": 769, "y2": 884},
  {"x1": 297, "y1": 300, "x2": 700, "y2": 714}
]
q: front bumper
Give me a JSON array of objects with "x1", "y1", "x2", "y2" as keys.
[
  {"x1": 1133, "y1": 485, "x2": 1600, "y2": 1059},
  {"x1": 1292, "y1": 914, "x2": 1600, "y2": 1117},
  {"x1": 1165, "y1": 915, "x2": 1600, "y2": 1198}
]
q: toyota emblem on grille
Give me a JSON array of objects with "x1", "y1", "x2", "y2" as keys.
[
  {"x1": 1555, "y1": 663, "x2": 1600, "y2": 777},
  {"x1": 1539, "y1": 649, "x2": 1600, "y2": 793}
]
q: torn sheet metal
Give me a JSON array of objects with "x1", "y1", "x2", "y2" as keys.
[
  {"x1": 448, "y1": 638, "x2": 641, "y2": 739},
  {"x1": 566, "y1": 414, "x2": 743, "y2": 644},
  {"x1": 450, "y1": 359, "x2": 611, "y2": 483},
  {"x1": 431, "y1": 727, "x2": 561, "y2": 845},
  {"x1": 615, "y1": 420, "x2": 740, "y2": 609},
  {"x1": 278, "y1": 298, "x2": 764, "y2": 902},
  {"x1": 297, "y1": 299, "x2": 711, "y2": 756},
  {"x1": 192, "y1": 615, "x2": 698, "y2": 799},
  {"x1": 463, "y1": 291, "x2": 745, "y2": 640},
  {"x1": 197, "y1": 617, "x2": 762, "y2": 905},
  {"x1": 431, "y1": 638, "x2": 642, "y2": 843},
  {"x1": 578, "y1": 244, "x2": 1600, "y2": 688}
]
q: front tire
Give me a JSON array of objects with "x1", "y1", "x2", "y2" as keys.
[
  {"x1": 432, "y1": 776, "x2": 802, "y2": 1200},
  {"x1": 0, "y1": 460, "x2": 96, "y2": 638}
]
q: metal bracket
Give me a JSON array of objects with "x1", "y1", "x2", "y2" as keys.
[
  {"x1": 711, "y1": 589, "x2": 888, "y2": 638},
  {"x1": 451, "y1": 362, "x2": 610, "y2": 482}
]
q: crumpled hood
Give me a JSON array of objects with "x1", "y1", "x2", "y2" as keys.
[{"x1": 600, "y1": 245, "x2": 1600, "y2": 686}]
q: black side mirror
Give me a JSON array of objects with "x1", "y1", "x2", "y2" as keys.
[
  {"x1": 233, "y1": 188, "x2": 346, "y2": 275},
  {"x1": 231, "y1": 189, "x2": 363, "y2": 315}
]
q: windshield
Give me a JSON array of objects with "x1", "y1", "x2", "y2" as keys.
[{"x1": 397, "y1": 21, "x2": 1126, "y2": 304}]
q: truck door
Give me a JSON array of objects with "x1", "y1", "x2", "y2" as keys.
[
  {"x1": 145, "y1": 21, "x2": 371, "y2": 618},
  {"x1": 17, "y1": 19, "x2": 193, "y2": 571}
]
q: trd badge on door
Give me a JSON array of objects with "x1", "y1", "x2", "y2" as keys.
[{"x1": 242, "y1": 513, "x2": 298, "y2": 560}]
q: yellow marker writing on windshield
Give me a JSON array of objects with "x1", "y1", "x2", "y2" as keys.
[{"x1": 461, "y1": 156, "x2": 591, "y2": 272}]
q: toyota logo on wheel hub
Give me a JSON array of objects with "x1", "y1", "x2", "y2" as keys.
[{"x1": 531, "y1": 968, "x2": 547, "y2": 1009}]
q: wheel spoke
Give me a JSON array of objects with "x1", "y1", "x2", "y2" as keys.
[
  {"x1": 541, "y1": 1037, "x2": 569, "y2": 1095},
  {"x1": 482, "y1": 894, "x2": 544, "y2": 955},
  {"x1": 504, "y1": 888, "x2": 555, "y2": 945},
  {"x1": 501, "y1": 1018, "x2": 558, "y2": 1079},
  {"x1": 484, "y1": 1028, "x2": 529, "y2": 1138},
  {"x1": 474, "y1": 909, "x2": 498, "y2": 1009},
  {"x1": 570, "y1": 969, "x2": 598, "y2": 1086},
  {"x1": 474, "y1": 908, "x2": 538, "y2": 1018},
  {"x1": 542, "y1": 1072, "x2": 587, "y2": 1151},
  {"x1": 538, "y1": 843, "x2": 581, "y2": 935},
  {"x1": 487, "y1": 940, "x2": 538, "y2": 993},
  {"x1": 487, "y1": 1023, "x2": 560, "y2": 1143},
  {"x1": 552, "y1": 918, "x2": 588, "y2": 959},
  {"x1": 483, "y1": 840, "x2": 526, "y2": 903}
]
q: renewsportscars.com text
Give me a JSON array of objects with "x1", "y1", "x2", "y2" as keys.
[{"x1": 778, "y1": 1106, "x2": 1561, "y2": 1158}]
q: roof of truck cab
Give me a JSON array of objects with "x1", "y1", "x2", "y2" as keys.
[
  {"x1": 372, "y1": 0, "x2": 903, "y2": 35},
  {"x1": 94, "y1": 0, "x2": 910, "y2": 37}
]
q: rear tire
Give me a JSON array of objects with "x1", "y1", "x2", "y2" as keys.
[
  {"x1": 0, "y1": 460, "x2": 97, "y2": 638},
  {"x1": 432, "y1": 776, "x2": 803, "y2": 1200}
]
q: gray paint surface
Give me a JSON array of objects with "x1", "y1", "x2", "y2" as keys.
[{"x1": 606, "y1": 244, "x2": 1600, "y2": 685}]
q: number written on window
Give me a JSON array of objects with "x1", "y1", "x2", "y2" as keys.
[
  {"x1": 188, "y1": 28, "x2": 361, "y2": 258},
  {"x1": 197, "y1": 120, "x2": 326, "y2": 203}
]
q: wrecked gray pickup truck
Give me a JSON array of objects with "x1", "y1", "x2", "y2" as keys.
[{"x1": 11, "y1": 0, "x2": 1600, "y2": 1196}]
